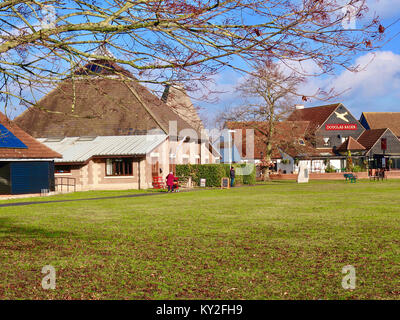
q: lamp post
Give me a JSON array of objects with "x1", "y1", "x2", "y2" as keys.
[{"x1": 228, "y1": 129, "x2": 236, "y2": 165}]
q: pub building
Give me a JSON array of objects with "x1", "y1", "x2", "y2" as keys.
[
  {"x1": 284, "y1": 103, "x2": 400, "y2": 172},
  {"x1": 227, "y1": 103, "x2": 400, "y2": 175}
]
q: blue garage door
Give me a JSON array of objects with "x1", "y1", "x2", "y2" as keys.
[{"x1": 11, "y1": 162, "x2": 50, "y2": 194}]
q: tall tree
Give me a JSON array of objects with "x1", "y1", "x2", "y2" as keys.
[
  {"x1": 0, "y1": 0, "x2": 388, "y2": 115},
  {"x1": 218, "y1": 60, "x2": 305, "y2": 175}
]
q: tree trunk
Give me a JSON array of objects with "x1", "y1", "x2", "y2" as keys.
[{"x1": 263, "y1": 115, "x2": 275, "y2": 181}]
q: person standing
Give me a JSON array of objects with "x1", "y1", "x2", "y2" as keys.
[
  {"x1": 166, "y1": 171, "x2": 175, "y2": 192},
  {"x1": 230, "y1": 166, "x2": 235, "y2": 187}
]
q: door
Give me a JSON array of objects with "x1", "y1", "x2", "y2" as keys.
[{"x1": 11, "y1": 162, "x2": 50, "y2": 194}]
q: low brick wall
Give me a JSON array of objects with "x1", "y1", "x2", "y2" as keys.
[
  {"x1": 269, "y1": 171, "x2": 400, "y2": 181},
  {"x1": 310, "y1": 172, "x2": 369, "y2": 180},
  {"x1": 385, "y1": 170, "x2": 400, "y2": 179},
  {"x1": 269, "y1": 174, "x2": 297, "y2": 180}
]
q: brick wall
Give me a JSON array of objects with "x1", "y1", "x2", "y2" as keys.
[{"x1": 270, "y1": 172, "x2": 370, "y2": 180}]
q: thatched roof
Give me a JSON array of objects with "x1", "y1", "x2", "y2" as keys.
[
  {"x1": 161, "y1": 85, "x2": 204, "y2": 132},
  {"x1": 15, "y1": 76, "x2": 198, "y2": 139}
]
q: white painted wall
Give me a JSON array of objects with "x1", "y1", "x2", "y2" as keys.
[
  {"x1": 329, "y1": 159, "x2": 341, "y2": 170},
  {"x1": 294, "y1": 160, "x2": 326, "y2": 173},
  {"x1": 277, "y1": 152, "x2": 295, "y2": 174}
]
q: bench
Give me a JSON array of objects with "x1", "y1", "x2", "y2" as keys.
[
  {"x1": 344, "y1": 173, "x2": 357, "y2": 183},
  {"x1": 369, "y1": 170, "x2": 386, "y2": 181}
]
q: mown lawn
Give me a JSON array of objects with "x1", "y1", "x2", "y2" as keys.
[
  {"x1": 0, "y1": 188, "x2": 165, "y2": 205},
  {"x1": 0, "y1": 180, "x2": 399, "y2": 300}
]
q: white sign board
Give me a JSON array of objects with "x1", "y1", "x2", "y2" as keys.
[
  {"x1": 200, "y1": 178, "x2": 206, "y2": 187},
  {"x1": 297, "y1": 163, "x2": 309, "y2": 183}
]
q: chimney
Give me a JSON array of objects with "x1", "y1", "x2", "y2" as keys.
[{"x1": 295, "y1": 105, "x2": 305, "y2": 110}]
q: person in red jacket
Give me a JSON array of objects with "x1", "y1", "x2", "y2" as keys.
[{"x1": 166, "y1": 172, "x2": 175, "y2": 192}]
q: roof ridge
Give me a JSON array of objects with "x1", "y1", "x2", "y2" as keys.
[
  {"x1": 363, "y1": 112, "x2": 400, "y2": 113},
  {"x1": 304, "y1": 102, "x2": 341, "y2": 109},
  {"x1": 123, "y1": 80, "x2": 169, "y2": 134}
]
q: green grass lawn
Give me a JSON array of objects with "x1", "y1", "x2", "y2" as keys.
[
  {"x1": 0, "y1": 180, "x2": 399, "y2": 300},
  {"x1": 0, "y1": 188, "x2": 165, "y2": 205}
]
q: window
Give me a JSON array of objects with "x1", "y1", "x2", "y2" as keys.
[
  {"x1": 106, "y1": 158, "x2": 133, "y2": 176},
  {"x1": 55, "y1": 165, "x2": 71, "y2": 174},
  {"x1": 298, "y1": 139, "x2": 305, "y2": 145}
]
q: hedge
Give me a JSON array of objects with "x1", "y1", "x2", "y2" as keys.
[{"x1": 176, "y1": 163, "x2": 256, "y2": 187}]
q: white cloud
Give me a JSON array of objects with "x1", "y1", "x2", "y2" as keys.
[
  {"x1": 277, "y1": 59, "x2": 327, "y2": 98},
  {"x1": 200, "y1": 50, "x2": 400, "y2": 118},
  {"x1": 366, "y1": 0, "x2": 400, "y2": 19},
  {"x1": 330, "y1": 51, "x2": 400, "y2": 98}
]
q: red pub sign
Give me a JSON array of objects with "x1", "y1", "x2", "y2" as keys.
[{"x1": 325, "y1": 124, "x2": 357, "y2": 131}]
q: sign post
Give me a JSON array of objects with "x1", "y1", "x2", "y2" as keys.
[
  {"x1": 297, "y1": 163, "x2": 309, "y2": 183},
  {"x1": 221, "y1": 177, "x2": 230, "y2": 189}
]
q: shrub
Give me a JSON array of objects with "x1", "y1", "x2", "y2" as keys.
[
  {"x1": 235, "y1": 163, "x2": 256, "y2": 185},
  {"x1": 176, "y1": 164, "x2": 225, "y2": 187},
  {"x1": 325, "y1": 165, "x2": 336, "y2": 173},
  {"x1": 352, "y1": 165, "x2": 362, "y2": 172},
  {"x1": 176, "y1": 163, "x2": 256, "y2": 187}
]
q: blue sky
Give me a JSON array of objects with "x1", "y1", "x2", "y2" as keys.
[{"x1": 196, "y1": 0, "x2": 400, "y2": 124}]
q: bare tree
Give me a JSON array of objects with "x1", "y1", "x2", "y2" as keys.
[
  {"x1": 219, "y1": 60, "x2": 305, "y2": 168},
  {"x1": 0, "y1": 0, "x2": 389, "y2": 116}
]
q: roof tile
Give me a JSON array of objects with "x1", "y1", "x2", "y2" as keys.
[
  {"x1": 356, "y1": 129, "x2": 387, "y2": 150},
  {"x1": 287, "y1": 104, "x2": 340, "y2": 132},
  {"x1": 0, "y1": 112, "x2": 61, "y2": 159},
  {"x1": 362, "y1": 112, "x2": 400, "y2": 137},
  {"x1": 337, "y1": 136, "x2": 366, "y2": 152}
]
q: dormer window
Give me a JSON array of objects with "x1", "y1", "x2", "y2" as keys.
[{"x1": 298, "y1": 139, "x2": 305, "y2": 145}]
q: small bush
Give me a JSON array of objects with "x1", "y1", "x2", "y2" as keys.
[
  {"x1": 236, "y1": 163, "x2": 256, "y2": 185},
  {"x1": 325, "y1": 165, "x2": 336, "y2": 173},
  {"x1": 176, "y1": 163, "x2": 256, "y2": 187}
]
